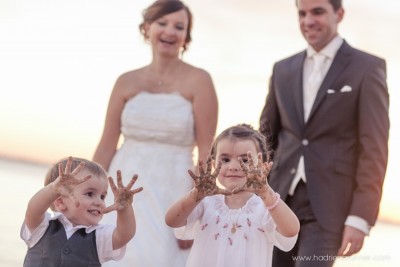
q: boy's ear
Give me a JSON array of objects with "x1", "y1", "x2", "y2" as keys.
[{"x1": 53, "y1": 196, "x2": 67, "y2": 211}]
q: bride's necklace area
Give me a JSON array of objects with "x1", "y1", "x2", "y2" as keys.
[
  {"x1": 149, "y1": 74, "x2": 167, "y2": 87},
  {"x1": 150, "y1": 74, "x2": 171, "y2": 88},
  {"x1": 147, "y1": 61, "x2": 183, "y2": 87}
]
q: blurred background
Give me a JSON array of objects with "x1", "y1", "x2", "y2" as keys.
[{"x1": 1, "y1": 0, "x2": 399, "y2": 266}]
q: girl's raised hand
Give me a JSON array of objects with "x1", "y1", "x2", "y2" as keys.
[
  {"x1": 102, "y1": 170, "x2": 143, "y2": 214},
  {"x1": 235, "y1": 152, "x2": 273, "y2": 195},
  {"x1": 188, "y1": 157, "x2": 230, "y2": 202},
  {"x1": 54, "y1": 156, "x2": 92, "y2": 197}
]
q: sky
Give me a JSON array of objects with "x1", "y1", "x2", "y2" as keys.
[{"x1": 0, "y1": 0, "x2": 399, "y2": 222}]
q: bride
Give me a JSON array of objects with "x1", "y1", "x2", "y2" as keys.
[{"x1": 92, "y1": 1, "x2": 218, "y2": 266}]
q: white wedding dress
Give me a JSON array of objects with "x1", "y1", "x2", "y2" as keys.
[{"x1": 102, "y1": 91, "x2": 194, "y2": 267}]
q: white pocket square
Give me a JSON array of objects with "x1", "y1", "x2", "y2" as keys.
[
  {"x1": 340, "y1": 85, "x2": 352, "y2": 92},
  {"x1": 327, "y1": 89, "x2": 335, "y2": 94}
]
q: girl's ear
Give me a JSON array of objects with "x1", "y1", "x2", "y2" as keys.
[{"x1": 53, "y1": 196, "x2": 67, "y2": 211}]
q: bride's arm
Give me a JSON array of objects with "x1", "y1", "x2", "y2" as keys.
[
  {"x1": 93, "y1": 75, "x2": 127, "y2": 170},
  {"x1": 191, "y1": 69, "x2": 218, "y2": 163}
]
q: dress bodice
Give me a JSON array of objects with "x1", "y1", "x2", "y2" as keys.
[{"x1": 121, "y1": 91, "x2": 195, "y2": 147}]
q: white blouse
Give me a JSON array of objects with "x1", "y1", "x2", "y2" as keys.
[{"x1": 175, "y1": 195, "x2": 297, "y2": 267}]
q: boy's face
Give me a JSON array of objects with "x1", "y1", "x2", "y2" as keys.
[
  {"x1": 60, "y1": 169, "x2": 108, "y2": 226},
  {"x1": 215, "y1": 138, "x2": 259, "y2": 191}
]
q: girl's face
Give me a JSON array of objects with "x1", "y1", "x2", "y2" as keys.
[
  {"x1": 215, "y1": 138, "x2": 259, "y2": 191},
  {"x1": 146, "y1": 9, "x2": 189, "y2": 57},
  {"x1": 60, "y1": 170, "x2": 108, "y2": 226}
]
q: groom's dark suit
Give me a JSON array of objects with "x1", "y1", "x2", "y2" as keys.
[{"x1": 260, "y1": 40, "x2": 389, "y2": 235}]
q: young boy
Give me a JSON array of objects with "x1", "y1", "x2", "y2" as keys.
[{"x1": 21, "y1": 156, "x2": 143, "y2": 266}]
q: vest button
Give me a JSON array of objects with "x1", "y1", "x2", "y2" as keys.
[{"x1": 302, "y1": 139, "x2": 309, "y2": 146}]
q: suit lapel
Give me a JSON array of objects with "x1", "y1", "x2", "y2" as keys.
[
  {"x1": 308, "y1": 41, "x2": 353, "y2": 121},
  {"x1": 293, "y1": 52, "x2": 307, "y2": 128}
]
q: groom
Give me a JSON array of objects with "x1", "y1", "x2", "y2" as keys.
[{"x1": 259, "y1": 0, "x2": 390, "y2": 266}]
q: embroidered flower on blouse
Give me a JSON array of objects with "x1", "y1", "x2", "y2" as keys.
[{"x1": 214, "y1": 233, "x2": 220, "y2": 240}]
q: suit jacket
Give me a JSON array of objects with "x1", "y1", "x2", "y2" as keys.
[{"x1": 260, "y1": 41, "x2": 390, "y2": 234}]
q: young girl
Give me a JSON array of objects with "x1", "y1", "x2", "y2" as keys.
[
  {"x1": 165, "y1": 124, "x2": 300, "y2": 267},
  {"x1": 21, "y1": 156, "x2": 143, "y2": 267}
]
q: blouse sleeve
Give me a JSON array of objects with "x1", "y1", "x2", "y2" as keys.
[
  {"x1": 262, "y1": 211, "x2": 298, "y2": 252},
  {"x1": 174, "y1": 200, "x2": 204, "y2": 240}
]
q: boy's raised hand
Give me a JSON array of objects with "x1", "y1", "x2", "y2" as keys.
[
  {"x1": 188, "y1": 156, "x2": 230, "y2": 202},
  {"x1": 102, "y1": 170, "x2": 143, "y2": 214},
  {"x1": 234, "y1": 152, "x2": 273, "y2": 195},
  {"x1": 54, "y1": 156, "x2": 92, "y2": 197}
]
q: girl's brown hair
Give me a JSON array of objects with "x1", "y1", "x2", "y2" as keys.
[{"x1": 210, "y1": 124, "x2": 271, "y2": 162}]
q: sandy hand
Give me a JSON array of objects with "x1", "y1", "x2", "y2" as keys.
[
  {"x1": 102, "y1": 170, "x2": 143, "y2": 214},
  {"x1": 54, "y1": 156, "x2": 92, "y2": 197},
  {"x1": 188, "y1": 157, "x2": 230, "y2": 202},
  {"x1": 234, "y1": 152, "x2": 273, "y2": 195}
]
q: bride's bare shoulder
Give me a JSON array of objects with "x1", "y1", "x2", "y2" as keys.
[
  {"x1": 112, "y1": 68, "x2": 148, "y2": 99},
  {"x1": 183, "y1": 63, "x2": 213, "y2": 83}
]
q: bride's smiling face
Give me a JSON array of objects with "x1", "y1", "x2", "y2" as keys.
[{"x1": 146, "y1": 10, "x2": 189, "y2": 57}]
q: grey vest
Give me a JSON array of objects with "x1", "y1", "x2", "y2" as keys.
[{"x1": 23, "y1": 219, "x2": 101, "y2": 267}]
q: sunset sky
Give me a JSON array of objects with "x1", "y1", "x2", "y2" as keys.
[{"x1": 1, "y1": 0, "x2": 399, "y2": 222}]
